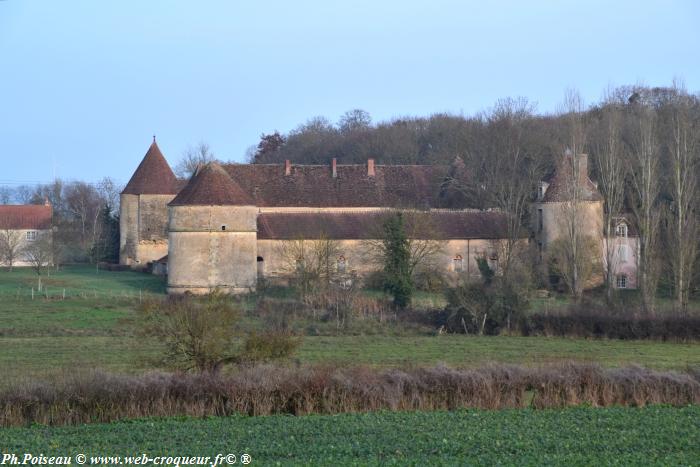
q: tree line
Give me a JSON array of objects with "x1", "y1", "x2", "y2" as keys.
[
  {"x1": 0, "y1": 178, "x2": 121, "y2": 267},
  {"x1": 249, "y1": 82, "x2": 700, "y2": 312}
]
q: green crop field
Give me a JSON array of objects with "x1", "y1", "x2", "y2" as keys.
[{"x1": 2, "y1": 406, "x2": 698, "y2": 466}]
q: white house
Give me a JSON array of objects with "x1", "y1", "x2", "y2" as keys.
[{"x1": 0, "y1": 203, "x2": 53, "y2": 268}]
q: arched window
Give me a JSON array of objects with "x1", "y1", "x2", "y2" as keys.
[
  {"x1": 256, "y1": 256, "x2": 264, "y2": 277},
  {"x1": 615, "y1": 223, "x2": 628, "y2": 237},
  {"x1": 337, "y1": 255, "x2": 346, "y2": 273},
  {"x1": 453, "y1": 254, "x2": 463, "y2": 272}
]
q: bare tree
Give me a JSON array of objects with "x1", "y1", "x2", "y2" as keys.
[
  {"x1": 627, "y1": 105, "x2": 662, "y2": 313},
  {"x1": 276, "y1": 236, "x2": 342, "y2": 300},
  {"x1": 664, "y1": 85, "x2": 700, "y2": 312},
  {"x1": 479, "y1": 97, "x2": 544, "y2": 278},
  {"x1": 338, "y1": 109, "x2": 372, "y2": 133},
  {"x1": 96, "y1": 177, "x2": 122, "y2": 215},
  {"x1": 64, "y1": 182, "x2": 103, "y2": 259},
  {"x1": 14, "y1": 185, "x2": 34, "y2": 204},
  {"x1": 22, "y1": 231, "x2": 53, "y2": 288},
  {"x1": 175, "y1": 142, "x2": 216, "y2": 178},
  {"x1": 590, "y1": 98, "x2": 626, "y2": 300},
  {"x1": 553, "y1": 90, "x2": 595, "y2": 298},
  {"x1": 0, "y1": 229, "x2": 23, "y2": 271},
  {"x1": 0, "y1": 187, "x2": 13, "y2": 204}
]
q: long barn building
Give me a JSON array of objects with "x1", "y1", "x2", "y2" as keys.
[{"x1": 120, "y1": 139, "x2": 635, "y2": 294}]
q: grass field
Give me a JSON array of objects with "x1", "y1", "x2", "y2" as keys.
[
  {"x1": 2, "y1": 334, "x2": 698, "y2": 382},
  {"x1": 0, "y1": 266, "x2": 698, "y2": 383},
  {"x1": 2, "y1": 406, "x2": 698, "y2": 465}
]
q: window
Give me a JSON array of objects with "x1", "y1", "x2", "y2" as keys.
[
  {"x1": 538, "y1": 209, "x2": 543, "y2": 232},
  {"x1": 615, "y1": 223, "x2": 627, "y2": 237},
  {"x1": 221, "y1": 225, "x2": 226, "y2": 231},
  {"x1": 488, "y1": 250, "x2": 498, "y2": 261},
  {"x1": 26, "y1": 231, "x2": 37, "y2": 241},
  {"x1": 538, "y1": 183, "x2": 545, "y2": 200},
  {"x1": 337, "y1": 256, "x2": 346, "y2": 273},
  {"x1": 618, "y1": 245, "x2": 628, "y2": 263},
  {"x1": 616, "y1": 274, "x2": 627, "y2": 289},
  {"x1": 453, "y1": 254, "x2": 463, "y2": 272}
]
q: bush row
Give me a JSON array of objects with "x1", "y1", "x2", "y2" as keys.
[
  {"x1": 2, "y1": 363, "x2": 698, "y2": 427},
  {"x1": 518, "y1": 312, "x2": 700, "y2": 341}
]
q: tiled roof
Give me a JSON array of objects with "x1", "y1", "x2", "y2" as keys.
[
  {"x1": 122, "y1": 141, "x2": 179, "y2": 195},
  {"x1": 169, "y1": 162, "x2": 254, "y2": 206},
  {"x1": 257, "y1": 210, "x2": 512, "y2": 240},
  {"x1": 221, "y1": 163, "x2": 450, "y2": 208},
  {"x1": 541, "y1": 158, "x2": 602, "y2": 203},
  {"x1": 0, "y1": 205, "x2": 52, "y2": 230}
]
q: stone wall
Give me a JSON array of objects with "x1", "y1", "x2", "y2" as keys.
[
  {"x1": 119, "y1": 194, "x2": 139, "y2": 265},
  {"x1": 119, "y1": 194, "x2": 174, "y2": 267},
  {"x1": 533, "y1": 200, "x2": 606, "y2": 288},
  {"x1": 255, "y1": 237, "x2": 510, "y2": 285},
  {"x1": 533, "y1": 200, "x2": 604, "y2": 248},
  {"x1": 167, "y1": 205, "x2": 257, "y2": 294}
]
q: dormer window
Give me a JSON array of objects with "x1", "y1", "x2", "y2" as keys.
[{"x1": 615, "y1": 223, "x2": 627, "y2": 237}]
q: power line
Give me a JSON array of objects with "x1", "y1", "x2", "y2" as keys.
[{"x1": 0, "y1": 180, "x2": 126, "y2": 187}]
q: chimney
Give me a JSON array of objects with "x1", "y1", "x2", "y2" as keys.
[
  {"x1": 367, "y1": 159, "x2": 375, "y2": 177},
  {"x1": 332, "y1": 158, "x2": 337, "y2": 178},
  {"x1": 577, "y1": 153, "x2": 588, "y2": 182},
  {"x1": 285, "y1": 159, "x2": 291, "y2": 176}
]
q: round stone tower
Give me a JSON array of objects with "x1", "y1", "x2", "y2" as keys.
[
  {"x1": 167, "y1": 162, "x2": 257, "y2": 294},
  {"x1": 120, "y1": 139, "x2": 179, "y2": 267},
  {"x1": 533, "y1": 152, "x2": 603, "y2": 249}
]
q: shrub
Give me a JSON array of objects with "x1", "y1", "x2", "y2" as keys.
[
  {"x1": 240, "y1": 331, "x2": 301, "y2": 363},
  {"x1": 413, "y1": 266, "x2": 447, "y2": 293},
  {"x1": 141, "y1": 292, "x2": 300, "y2": 373},
  {"x1": 518, "y1": 310, "x2": 700, "y2": 341},
  {"x1": 440, "y1": 275, "x2": 529, "y2": 335},
  {"x1": 1, "y1": 363, "x2": 697, "y2": 427}
]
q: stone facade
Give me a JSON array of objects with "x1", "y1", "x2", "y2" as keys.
[
  {"x1": 168, "y1": 205, "x2": 257, "y2": 294},
  {"x1": 119, "y1": 193, "x2": 174, "y2": 267},
  {"x1": 120, "y1": 141, "x2": 637, "y2": 293}
]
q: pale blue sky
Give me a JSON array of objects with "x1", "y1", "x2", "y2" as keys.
[{"x1": 1, "y1": 0, "x2": 698, "y2": 185}]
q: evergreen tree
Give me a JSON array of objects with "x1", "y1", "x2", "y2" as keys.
[
  {"x1": 382, "y1": 212, "x2": 413, "y2": 308},
  {"x1": 92, "y1": 203, "x2": 119, "y2": 263}
]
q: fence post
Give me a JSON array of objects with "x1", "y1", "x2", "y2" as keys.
[{"x1": 31, "y1": 288, "x2": 34, "y2": 300}]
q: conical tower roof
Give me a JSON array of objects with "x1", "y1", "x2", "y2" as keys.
[
  {"x1": 541, "y1": 153, "x2": 602, "y2": 202},
  {"x1": 122, "y1": 140, "x2": 178, "y2": 195},
  {"x1": 169, "y1": 162, "x2": 254, "y2": 206}
]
